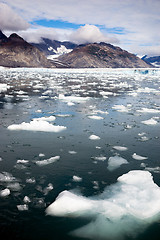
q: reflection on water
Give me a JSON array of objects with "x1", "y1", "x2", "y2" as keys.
[{"x1": 0, "y1": 68, "x2": 160, "y2": 240}]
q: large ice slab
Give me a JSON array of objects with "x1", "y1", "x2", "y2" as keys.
[{"x1": 46, "y1": 170, "x2": 160, "y2": 240}]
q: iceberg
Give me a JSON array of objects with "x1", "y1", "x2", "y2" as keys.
[
  {"x1": 46, "y1": 170, "x2": 160, "y2": 240},
  {"x1": 8, "y1": 120, "x2": 66, "y2": 132}
]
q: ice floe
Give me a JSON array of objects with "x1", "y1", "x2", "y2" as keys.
[
  {"x1": 93, "y1": 156, "x2": 106, "y2": 161},
  {"x1": 112, "y1": 104, "x2": 131, "y2": 112},
  {"x1": 88, "y1": 115, "x2": 104, "y2": 120},
  {"x1": 8, "y1": 120, "x2": 66, "y2": 132},
  {"x1": 107, "y1": 156, "x2": 129, "y2": 171},
  {"x1": 72, "y1": 176, "x2": 82, "y2": 182},
  {"x1": 132, "y1": 153, "x2": 148, "y2": 160},
  {"x1": 17, "y1": 204, "x2": 29, "y2": 211},
  {"x1": 137, "y1": 108, "x2": 160, "y2": 113},
  {"x1": 141, "y1": 118, "x2": 158, "y2": 125},
  {"x1": 0, "y1": 188, "x2": 10, "y2": 197},
  {"x1": 112, "y1": 146, "x2": 128, "y2": 151},
  {"x1": 58, "y1": 94, "x2": 90, "y2": 103},
  {"x1": 33, "y1": 116, "x2": 56, "y2": 122},
  {"x1": 46, "y1": 170, "x2": 160, "y2": 240},
  {"x1": 89, "y1": 135, "x2": 101, "y2": 140},
  {"x1": 35, "y1": 156, "x2": 60, "y2": 166}
]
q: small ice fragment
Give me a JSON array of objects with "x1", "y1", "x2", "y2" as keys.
[
  {"x1": 26, "y1": 177, "x2": 36, "y2": 184},
  {"x1": 67, "y1": 102, "x2": 75, "y2": 106},
  {"x1": 68, "y1": 151, "x2": 77, "y2": 154},
  {"x1": 33, "y1": 116, "x2": 56, "y2": 122},
  {"x1": 39, "y1": 153, "x2": 45, "y2": 157},
  {"x1": 17, "y1": 159, "x2": 29, "y2": 164},
  {"x1": 23, "y1": 196, "x2": 31, "y2": 203},
  {"x1": 0, "y1": 157, "x2": 2, "y2": 161},
  {"x1": 141, "y1": 118, "x2": 158, "y2": 125},
  {"x1": 108, "y1": 156, "x2": 128, "y2": 171},
  {"x1": 35, "y1": 156, "x2": 60, "y2": 166},
  {"x1": 89, "y1": 135, "x2": 100, "y2": 140},
  {"x1": 0, "y1": 188, "x2": 10, "y2": 197},
  {"x1": 17, "y1": 204, "x2": 28, "y2": 211},
  {"x1": 113, "y1": 146, "x2": 128, "y2": 151},
  {"x1": 43, "y1": 183, "x2": 54, "y2": 195},
  {"x1": 93, "y1": 156, "x2": 106, "y2": 161},
  {"x1": 132, "y1": 153, "x2": 148, "y2": 160},
  {"x1": 73, "y1": 176, "x2": 82, "y2": 182},
  {"x1": 88, "y1": 116, "x2": 104, "y2": 120},
  {"x1": 137, "y1": 108, "x2": 160, "y2": 113},
  {"x1": 7, "y1": 182, "x2": 22, "y2": 191}
]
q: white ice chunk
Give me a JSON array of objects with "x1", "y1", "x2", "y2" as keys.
[
  {"x1": 89, "y1": 135, "x2": 100, "y2": 140},
  {"x1": 0, "y1": 172, "x2": 17, "y2": 182},
  {"x1": 132, "y1": 153, "x2": 148, "y2": 160},
  {"x1": 93, "y1": 156, "x2": 106, "y2": 161},
  {"x1": 0, "y1": 83, "x2": 9, "y2": 93},
  {"x1": 137, "y1": 108, "x2": 160, "y2": 113},
  {"x1": 39, "y1": 153, "x2": 45, "y2": 157},
  {"x1": 73, "y1": 176, "x2": 82, "y2": 182},
  {"x1": 33, "y1": 116, "x2": 56, "y2": 122},
  {"x1": 17, "y1": 159, "x2": 29, "y2": 164},
  {"x1": 0, "y1": 188, "x2": 10, "y2": 197},
  {"x1": 23, "y1": 196, "x2": 31, "y2": 203},
  {"x1": 8, "y1": 120, "x2": 66, "y2": 132},
  {"x1": 108, "y1": 156, "x2": 128, "y2": 171},
  {"x1": 17, "y1": 204, "x2": 28, "y2": 211},
  {"x1": 46, "y1": 170, "x2": 160, "y2": 240},
  {"x1": 58, "y1": 94, "x2": 90, "y2": 103},
  {"x1": 112, "y1": 104, "x2": 130, "y2": 112},
  {"x1": 113, "y1": 146, "x2": 128, "y2": 151},
  {"x1": 141, "y1": 118, "x2": 158, "y2": 125},
  {"x1": 68, "y1": 151, "x2": 77, "y2": 154},
  {"x1": 35, "y1": 156, "x2": 60, "y2": 166},
  {"x1": 88, "y1": 115, "x2": 104, "y2": 120}
]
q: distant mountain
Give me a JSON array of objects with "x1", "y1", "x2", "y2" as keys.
[
  {"x1": 58, "y1": 42, "x2": 152, "y2": 68},
  {"x1": 0, "y1": 31, "x2": 58, "y2": 68},
  {"x1": 142, "y1": 55, "x2": 160, "y2": 67},
  {"x1": 31, "y1": 38, "x2": 78, "y2": 57}
]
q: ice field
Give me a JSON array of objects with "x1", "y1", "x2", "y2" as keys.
[{"x1": 0, "y1": 67, "x2": 160, "y2": 240}]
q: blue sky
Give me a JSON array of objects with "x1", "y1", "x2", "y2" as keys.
[{"x1": 0, "y1": 0, "x2": 160, "y2": 56}]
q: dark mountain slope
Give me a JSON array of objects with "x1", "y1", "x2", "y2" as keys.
[{"x1": 58, "y1": 42, "x2": 152, "y2": 68}]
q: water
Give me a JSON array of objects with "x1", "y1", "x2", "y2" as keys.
[{"x1": 0, "y1": 67, "x2": 160, "y2": 240}]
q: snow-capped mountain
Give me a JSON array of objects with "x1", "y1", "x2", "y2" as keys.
[
  {"x1": 142, "y1": 55, "x2": 160, "y2": 67},
  {"x1": 31, "y1": 38, "x2": 77, "y2": 57}
]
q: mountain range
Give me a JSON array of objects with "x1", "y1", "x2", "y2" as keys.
[{"x1": 0, "y1": 30, "x2": 152, "y2": 68}]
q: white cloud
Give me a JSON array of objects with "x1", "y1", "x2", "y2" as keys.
[
  {"x1": 2, "y1": 0, "x2": 160, "y2": 55},
  {"x1": 0, "y1": 3, "x2": 29, "y2": 31},
  {"x1": 68, "y1": 24, "x2": 118, "y2": 44}
]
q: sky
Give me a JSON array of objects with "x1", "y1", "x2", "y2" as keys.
[{"x1": 0, "y1": 0, "x2": 160, "y2": 56}]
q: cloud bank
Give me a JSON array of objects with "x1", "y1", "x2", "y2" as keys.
[
  {"x1": 0, "y1": 3, "x2": 29, "y2": 31},
  {"x1": 2, "y1": 0, "x2": 160, "y2": 55}
]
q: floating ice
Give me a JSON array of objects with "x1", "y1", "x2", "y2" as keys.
[
  {"x1": 93, "y1": 156, "x2": 106, "y2": 161},
  {"x1": 59, "y1": 94, "x2": 90, "y2": 103},
  {"x1": 17, "y1": 159, "x2": 29, "y2": 164},
  {"x1": 112, "y1": 104, "x2": 131, "y2": 112},
  {"x1": 0, "y1": 172, "x2": 17, "y2": 182},
  {"x1": 68, "y1": 151, "x2": 77, "y2": 154},
  {"x1": 8, "y1": 120, "x2": 66, "y2": 132},
  {"x1": 137, "y1": 108, "x2": 160, "y2": 113},
  {"x1": 72, "y1": 176, "x2": 82, "y2": 182},
  {"x1": 46, "y1": 170, "x2": 160, "y2": 240},
  {"x1": 107, "y1": 156, "x2": 128, "y2": 171},
  {"x1": 132, "y1": 153, "x2": 148, "y2": 160},
  {"x1": 33, "y1": 116, "x2": 56, "y2": 122},
  {"x1": 141, "y1": 118, "x2": 158, "y2": 125},
  {"x1": 43, "y1": 183, "x2": 54, "y2": 195},
  {"x1": 0, "y1": 83, "x2": 9, "y2": 93},
  {"x1": 112, "y1": 146, "x2": 128, "y2": 151},
  {"x1": 23, "y1": 196, "x2": 31, "y2": 203},
  {"x1": 0, "y1": 188, "x2": 10, "y2": 197},
  {"x1": 17, "y1": 204, "x2": 28, "y2": 211},
  {"x1": 39, "y1": 153, "x2": 45, "y2": 157},
  {"x1": 89, "y1": 135, "x2": 100, "y2": 140},
  {"x1": 88, "y1": 115, "x2": 104, "y2": 120},
  {"x1": 7, "y1": 182, "x2": 22, "y2": 191},
  {"x1": 35, "y1": 156, "x2": 60, "y2": 166}
]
